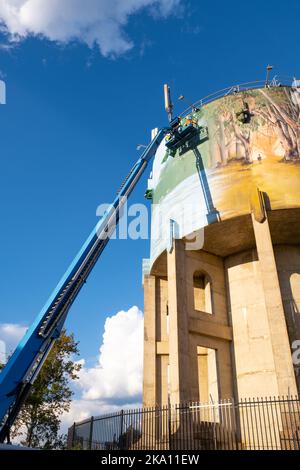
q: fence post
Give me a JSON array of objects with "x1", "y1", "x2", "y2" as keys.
[
  {"x1": 89, "y1": 416, "x2": 94, "y2": 450},
  {"x1": 119, "y1": 410, "x2": 124, "y2": 450},
  {"x1": 67, "y1": 422, "x2": 76, "y2": 449},
  {"x1": 232, "y1": 398, "x2": 241, "y2": 450},
  {"x1": 168, "y1": 402, "x2": 172, "y2": 451},
  {"x1": 212, "y1": 400, "x2": 217, "y2": 450}
]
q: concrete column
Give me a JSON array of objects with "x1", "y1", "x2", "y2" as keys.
[
  {"x1": 156, "y1": 278, "x2": 169, "y2": 406},
  {"x1": 143, "y1": 275, "x2": 157, "y2": 406},
  {"x1": 167, "y1": 239, "x2": 190, "y2": 404},
  {"x1": 225, "y1": 249, "x2": 280, "y2": 398},
  {"x1": 252, "y1": 214, "x2": 298, "y2": 396}
]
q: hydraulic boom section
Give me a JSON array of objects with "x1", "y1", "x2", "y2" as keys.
[{"x1": 0, "y1": 128, "x2": 167, "y2": 442}]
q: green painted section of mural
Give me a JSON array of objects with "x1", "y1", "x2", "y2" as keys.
[{"x1": 152, "y1": 86, "x2": 300, "y2": 219}]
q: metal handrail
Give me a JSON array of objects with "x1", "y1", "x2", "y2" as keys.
[{"x1": 179, "y1": 76, "x2": 300, "y2": 117}]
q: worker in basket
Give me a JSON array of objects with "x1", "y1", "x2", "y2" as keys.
[
  {"x1": 183, "y1": 115, "x2": 198, "y2": 128},
  {"x1": 166, "y1": 117, "x2": 182, "y2": 143}
]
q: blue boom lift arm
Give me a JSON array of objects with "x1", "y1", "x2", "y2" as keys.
[{"x1": 0, "y1": 128, "x2": 168, "y2": 442}]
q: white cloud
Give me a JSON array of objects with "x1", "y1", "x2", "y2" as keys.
[
  {"x1": 0, "y1": 0, "x2": 182, "y2": 56},
  {"x1": 78, "y1": 305, "x2": 143, "y2": 401},
  {"x1": 61, "y1": 306, "x2": 144, "y2": 432},
  {"x1": 0, "y1": 323, "x2": 27, "y2": 362}
]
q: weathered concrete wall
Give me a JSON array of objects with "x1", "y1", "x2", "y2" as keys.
[
  {"x1": 225, "y1": 248, "x2": 281, "y2": 398},
  {"x1": 275, "y1": 245, "x2": 300, "y2": 393}
]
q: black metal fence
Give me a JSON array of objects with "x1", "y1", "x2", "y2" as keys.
[{"x1": 67, "y1": 396, "x2": 300, "y2": 450}]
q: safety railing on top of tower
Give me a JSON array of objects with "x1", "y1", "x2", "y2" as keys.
[
  {"x1": 67, "y1": 395, "x2": 300, "y2": 451},
  {"x1": 179, "y1": 76, "x2": 300, "y2": 119}
]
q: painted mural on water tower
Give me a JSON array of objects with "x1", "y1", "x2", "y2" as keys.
[{"x1": 149, "y1": 86, "x2": 300, "y2": 261}]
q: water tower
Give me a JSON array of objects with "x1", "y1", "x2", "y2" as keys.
[{"x1": 143, "y1": 81, "x2": 300, "y2": 407}]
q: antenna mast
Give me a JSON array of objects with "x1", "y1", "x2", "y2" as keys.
[{"x1": 164, "y1": 84, "x2": 173, "y2": 123}]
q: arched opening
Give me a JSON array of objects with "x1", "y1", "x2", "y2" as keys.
[{"x1": 193, "y1": 271, "x2": 213, "y2": 314}]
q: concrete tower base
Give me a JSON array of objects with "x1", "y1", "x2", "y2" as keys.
[{"x1": 143, "y1": 204, "x2": 300, "y2": 407}]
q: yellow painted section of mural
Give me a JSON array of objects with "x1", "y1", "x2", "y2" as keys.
[{"x1": 208, "y1": 150, "x2": 300, "y2": 219}]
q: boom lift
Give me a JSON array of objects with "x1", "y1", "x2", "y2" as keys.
[
  {"x1": 0, "y1": 83, "x2": 198, "y2": 443},
  {"x1": 0, "y1": 128, "x2": 168, "y2": 442}
]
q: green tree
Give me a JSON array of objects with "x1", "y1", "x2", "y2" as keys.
[{"x1": 5, "y1": 330, "x2": 82, "y2": 449}]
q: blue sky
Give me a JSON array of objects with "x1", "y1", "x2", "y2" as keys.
[{"x1": 0, "y1": 0, "x2": 299, "y2": 421}]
